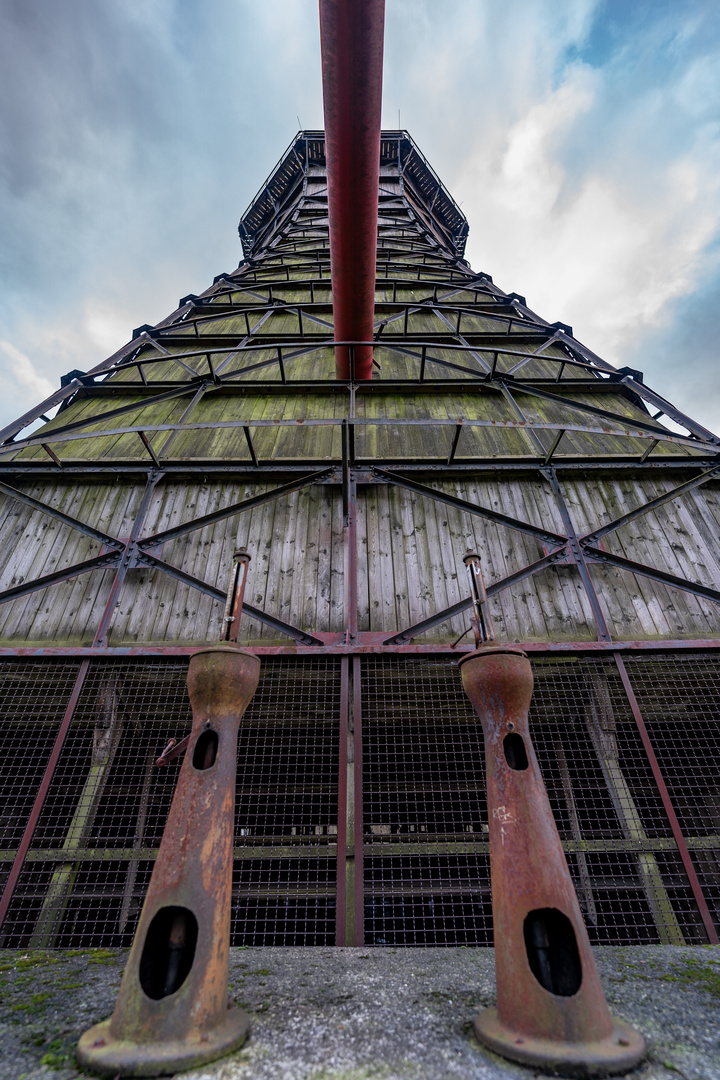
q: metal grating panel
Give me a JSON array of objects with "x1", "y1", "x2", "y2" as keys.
[
  {"x1": 0, "y1": 658, "x2": 341, "y2": 948},
  {"x1": 0, "y1": 662, "x2": 82, "y2": 895},
  {"x1": 233, "y1": 658, "x2": 340, "y2": 945},
  {"x1": 0, "y1": 661, "x2": 189, "y2": 948},
  {"x1": 360, "y1": 655, "x2": 708, "y2": 947},
  {"x1": 529, "y1": 658, "x2": 704, "y2": 945},
  {"x1": 622, "y1": 654, "x2": 720, "y2": 939},
  {"x1": 0, "y1": 653, "x2": 715, "y2": 948},
  {"x1": 361, "y1": 657, "x2": 493, "y2": 946}
]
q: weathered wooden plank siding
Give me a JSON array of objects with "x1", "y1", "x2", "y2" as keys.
[
  {"x1": 0, "y1": 482, "x2": 141, "y2": 644},
  {"x1": 563, "y1": 477, "x2": 720, "y2": 640},
  {"x1": 2, "y1": 476, "x2": 718, "y2": 645},
  {"x1": 7, "y1": 380, "x2": 693, "y2": 467}
]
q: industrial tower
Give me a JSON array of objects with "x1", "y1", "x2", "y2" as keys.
[{"x1": 0, "y1": 130, "x2": 718, "y2": 951}]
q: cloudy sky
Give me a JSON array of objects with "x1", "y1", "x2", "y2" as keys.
[{"x1": 1, "y1": 0, "x2": 719, "y2": 432}]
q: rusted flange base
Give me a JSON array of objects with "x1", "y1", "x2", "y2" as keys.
[
  {"x1": 76, "y1": 1006, "x2": 250, "y2": 1077},
  {"x1": 474, "y1": 1008, "x2": 645, "y2": 1077}
]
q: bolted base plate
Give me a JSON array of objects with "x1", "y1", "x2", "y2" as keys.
[
  {"x1": 76, "y1": 1006, "x2": 250, "y2": 1077},
  {"x1": 474, "y1": 1008, "x2": 645, "y2": 1078}
]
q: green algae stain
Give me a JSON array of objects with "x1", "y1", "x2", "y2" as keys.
[
  {"x1": 88, "y1": 948, "x2": 121, "y2": 964},
  {"x1": 660, "y1": 957, "x2": 720, "y2": 999}
]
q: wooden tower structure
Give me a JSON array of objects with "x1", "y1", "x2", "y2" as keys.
[{"x1": 0, "y1": 130, "x2": 719, "y2": 949}]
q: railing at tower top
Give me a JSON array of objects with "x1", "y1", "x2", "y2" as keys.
[{"x1": 319, "y1": 0, "x2": 385, "y2": 380}]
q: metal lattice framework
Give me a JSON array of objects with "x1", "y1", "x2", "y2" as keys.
[
  {"x1": 0, "y1": 133, "x2": 718, "y2": 654},
  {"x1": 0, "y1": 132, "x2": 719, "y2": 947}
]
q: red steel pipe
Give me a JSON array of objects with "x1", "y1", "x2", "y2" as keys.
[{"x1": 319, "y1": 0, "x2": 385, "y2": 380}]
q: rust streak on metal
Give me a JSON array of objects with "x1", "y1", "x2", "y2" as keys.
[
  {"x1": 221, "y1": 548, "x2": 251, "y2": 643},
  {"x1": 459, "y1": 646, "x2": 645, "y2": 1073},
  {"x1": 77, "y1": 645, "x2": 260, "y2": 1076}
]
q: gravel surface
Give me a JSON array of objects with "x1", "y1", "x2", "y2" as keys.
[{"x1": 0, "y1": 946, "x2": 718, "y2": 1080}]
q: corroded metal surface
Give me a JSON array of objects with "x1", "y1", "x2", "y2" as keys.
[
  {"x1": 459, "y1": 646, "x2": 645, "y2": 1075},
  {"x1": 77, "y1": 645, "x2": 260, "y2": 1076}
]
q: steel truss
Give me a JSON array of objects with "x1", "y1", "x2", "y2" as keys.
[{"x1": 1, "y1": 131, "x2": 719, "y2": 946}]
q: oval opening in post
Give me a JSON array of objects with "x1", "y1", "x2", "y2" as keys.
[
  {"x1": 193, "y1": 729, "x2": 219, "y2": 770},
  {"x1": 139, "y1": 906, "x2": 199, "y2": 1000},
  {"x1": 503, "y1": 732, "x2": 529, "y2": 771},
  {"x1": 523, "y1": 907, "x2": 582, "y2": 997}
]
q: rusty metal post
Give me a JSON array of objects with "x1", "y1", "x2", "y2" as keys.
[
  {"x1": 221, "y1": 548, "x2": 250, "y2": 643},
  {"x1": 78, "y1": 557, "x2": 260, "y2": 1076},
  {"x1": 319, "y1": 0, "x2": 385, "y2": 380},
  {"x1": 464, "y1": 550, "x2": 495, "y2": 647},
  {"x1": 459, "y1": 645, "x2": 645, "y2": 1075}
]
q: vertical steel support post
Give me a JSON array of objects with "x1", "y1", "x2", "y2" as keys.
[
  {"x1": 614, "y1": 655, "x2": 719, "y2": 944},
  {"x1": 344, "y1": 474, "x2": 358, "y2": 643},
  {"x1": 319, "y1": 0, "x2": 385, "y2": 380},
  {"x1": 459, "y1": 646, "x2": 645, "y2": 1074},
  {"x1": 93, "y1": 472, "x2": 164, "y2": 648},
  {"x1": 336, "y1": 656, "x2": 349, "y2": 945},
  {"x1": 0, "y1": 660, "x2": 90, "y2": 935},
  {"x1": 353, "y1": 656, "x2": 364, "y2": 946}
]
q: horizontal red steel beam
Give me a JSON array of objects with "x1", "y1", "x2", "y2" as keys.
[
  {"x1": 320, "y1": 0, "x2": 385, "y2": 380},
  {"x1": 2, "y1": 638, "x2": 720, "y2": 657}
]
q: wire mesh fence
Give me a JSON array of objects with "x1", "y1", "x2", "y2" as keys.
[
  {"x1": 0, "y1": 661, "x2": 189, "y2": 948},
  {"x1": 620, "y1": 653, "x2": 720, "y2": 940},
  {"x1": 0, "y1": 662, "x2": 83, "y2": 897},
  {"x1": 529, "y1": 657, "x2": 706, "y2": 945},
  {"x1": 0, "y1": 652, "x2": 716, "y2": 948},
  {"x1": 0, "y1": 657, "x2": 340, "y2": 948},
  {"x1": 232, "y1": 658, "x2": 340, "y2": 945},
  {"x1": 360, "y1": 654, "x2": 714, "y2": 946},
  {"x1": 361, "y1": 657, "x2": 492, "y2": 946}
]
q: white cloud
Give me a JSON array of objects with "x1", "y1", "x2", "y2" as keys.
[
  {"x1": 0, "y1": 0, "x2": 719, "y2": 434},
  {"x1": 0, "y1": 340, "x2": 54, "y2": 399},
  {"x1": 456, "y1": 52, "x2": 720, "y2": 389}
]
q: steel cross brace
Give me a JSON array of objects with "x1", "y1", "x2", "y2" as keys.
[
  {"x1": 0, "y1": 472, "x2": 323, "y2": 646},
  {"x1": 383, "y1": 547, "x2": 570, "y2": 645},
  {"x1": 580, "y1": 465, "x2": 720, "y2": 545},
  {"x1": 581, "y1": 545, "x2": 720, "y2": 608},
  {"x1": 133, "y1": 549, "x2": 322, "y2": 645},
  {"x1": 541, "y1": 466, "x2": 612, "y2": 642},
  {"x1": 372, "y1": 467, "x2": 567, "y2": 546}
]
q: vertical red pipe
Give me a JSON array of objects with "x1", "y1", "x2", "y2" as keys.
[{"x1": 319, "y1": 0, "x2": 385, "y2": 380}]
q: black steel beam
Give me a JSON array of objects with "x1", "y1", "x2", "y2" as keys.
[
  {"x1": 135, "y1": 550, "x2": 323, "y2": 645},
  {"x1": 373, "y1": 467, "x2": 567, "y2": 546},
  {"x1": 2, "y1": 457, "x2": 717, "y2": 480},
  {"x1": 503, "y1": 379, "x2": 695, "y2": 444},
  {"x1": 0, "y1": 552, "x2": 122, "y2": 605},
  {"x1": 0, "y1": 481, "x2": 125, "y2": 549},
  {"x1": 137, "y1": 469, "x2": 332, "y2": 550}
]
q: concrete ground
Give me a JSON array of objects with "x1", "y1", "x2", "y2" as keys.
[{"x1": 0, "y1": 946, "x2": 718, "y2": 1080}]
